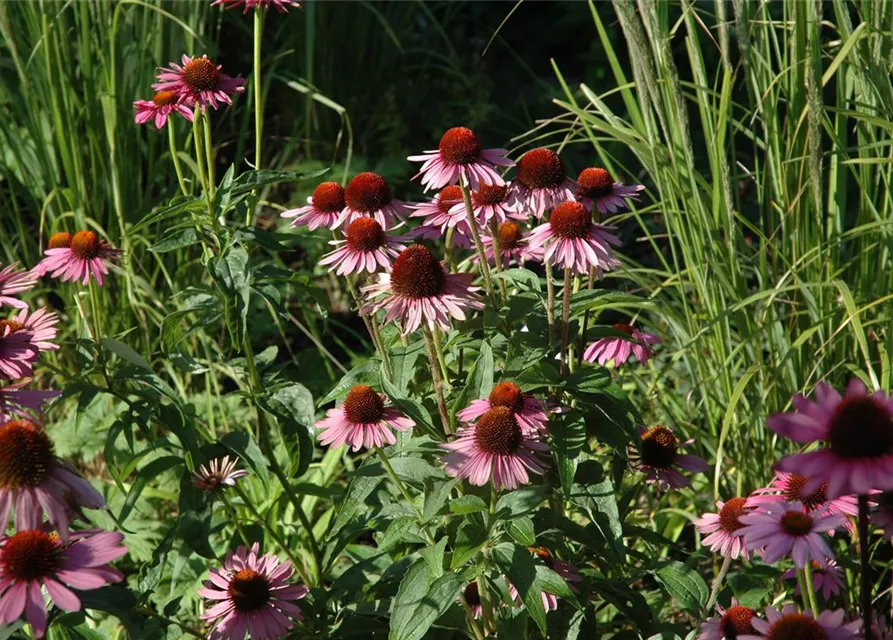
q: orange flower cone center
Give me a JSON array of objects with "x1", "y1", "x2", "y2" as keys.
[
  {"x1": 438, "y1": 127, "x2": 483, "y2": 165},
  {"x1": 345, "y1": 172, "x2": 392, "y2": 213},
  {"x1": 550, "y1": 201, "x2": 591, "y2": 239},
  {"x1": 0, "y1": 420, "x2": 54, "y2": 489},
  {"x1": 517, "y1": 148, "x2": 565, "y2": 189},
  {"x1": 228, "y1": 568, "x2": 271, "y2": 612},
  {"x1": 182, "y1": 57, "x2": 221, "y2": 93},
  {"x1": 343, "y1": 385, "x2": 385, "y2": 424},
  {"x1": 474, "y1": 406, "x2": 522, "y2": 456},
  {"x1": 312, "y1": 181, "x2": 346, "y2": 213},
  {"x1": 70, "y1": 231, "x2": 102, "y2": 260},
  {"x1": 390, "y1": 245, "x2": 445, "y2": 299},
  {"x1": 0, "y1": 530, "x2": 61, "y2": 582}
]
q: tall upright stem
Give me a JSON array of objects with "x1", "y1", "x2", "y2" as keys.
[
  {"x1": 201, "y1": 113, "x2": 216, "y2": 198},
  {"x1": 488, "y1": 218, "x2": 507, "y2": 304},
  {"x1": 346, "y1": 276, "x2": 392, "y2": 380},
  {"x1": 423, "y1": 326, "x2": 452, "y2": 435},
  {"x1": 191, "y1": 106, "x2": 211, "y2": 214},
  {"x1": 802, "y1": 560, "x2": 819, "y2": 614},
  {"x1": 706, "y1": 555, "x2": 731, "y2": 611},
  {"x1": 459, "y1": 183, "x2": 495, "y2": 301},
  {"x1": 545, "y1": 261, "x2": 555, "y2": 344},
  {"x1": 248, "y1": 7, "x2": 264, "y2": 226},
  {"x1": 559, "y1": 268, "x2": 572, "y2": 379},
  {"x1": 375, "y1": 446, "x2": 422, "y2": 520},
  {"x1": 167, "y1": 123, "x2": 189, "y2": 197},
  {"x1": 859, "y1": 495, "x2": 873, "y2": 636}
]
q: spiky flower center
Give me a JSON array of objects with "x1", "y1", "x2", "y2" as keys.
[
  {"x1": 612, "y1": 323, "x2": 634, "y2": 335},
  {"x1": 463, "y1": 581, "x2": 481, "y2": 606},
  {"x1": 390, "y1": 245, "x2": 445, "y2": 299},
  {"x1": 639, "y1": 426, "x2": 678, "y2": 469},
  {"x1": 345, "y1": 218, "x2": 386, "y2": 252},
  {"x1": 0, "y1": 320, "x2": 24, "y2": 336},
  {"x1": 70, "y1": 231, "x2": 101, "y2": 260},
  {"x1": 528, "y1": 546, "x2": 552, "y2": 559},
  {"x1": 182, "y1": 57, "x2": 221, "y2": 93},
  {"x1": 343, "y1": 385, "x2": 385, "y2": 424},
  {"x1": 437, "y1": 186, "x2": 464, "y2": 214},
  {"x1": 228, "y1": 568, "x2": 271, "y2": 612},
  {"x1": 0, "y1": 420, "x2": 55, "y2": 489},
  {"x1": 473, "y1": 183, "x2": 508, "y2": 207},
  {"x1": 474, "y1": 406, "x2": 522, "y2": 456},
  {"x1": 312, "y1": 181, "x2": 346, "y2": 213},
  {"x1": 766, "y1": 614, "x2": 826, "y2": 640},
  {"x1": 517, "y1": 148, "x2": 566, "y2": 189},
  {"x1": 0, "y1": 530, "x2": 61, "y2": 582},
  {"x1": 48, "y1": 232, "x2": 73, "y2": 250},
  {"x1": 718, "y1": 498, "x2": 749, "y2": 533},
  {"x1": 782, "y1": 474, "x2": 828, "y2": 510},
  {"x1": 152, "y1": 90, "x2": 179, "y2": 107},
  {"x1": 488, "y1": 382, "x2": 525, "y2": 413},
  {"x1": 496, "y1": 222, "x2": 523, "y2": 251},
  {"x1": 438, "y1": 127, "x2": 483, "y2": 165},
  {"x1": 345, "y1": 172, "x2": 392, "y2": 213},
  {"x1": 826, "y1": 394, "x2": 893, "y2": 459},
  {"x1": 780, "y1": 511, "x2": 814, "y2": 536},
  {"x1": 721, "y1": 606, "x2": 757, "y2": 640},
  {"x1": 576, "y1": 168, "x2": 613, "y2": 198},
  {"x1": 549, "y1": 201, "x2": 591, "y2": 239}
]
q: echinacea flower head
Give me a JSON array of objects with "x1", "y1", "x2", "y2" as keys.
[
  {"x1": 441, "y1": 406, "x2": 548, "y2": 490},
  {"x1": 361, "y1": 245, "x2": 483, "y2": 336},
  {"x1": 695, "y1": 498, "x2": 753, "y2": 559},
  {"x1": 782, "y1": 559, "x2": 844, "y2": 601},
  {"x1": 448, "y1": 181, "x2": 526, "y2": 227},
  {"x1": 34, "y1": 231, "x2": 119, "y2": 287},
  {"x1": 0, "y1": 419, "x2": 106, "y2": 541},
  {"x1": 315, "y1": 385, "x2": 414, "y2": 452},
  {"x1": 526, "y1": 201, "x2": 621, "y2": 275},
  {"x1": 192, "y1": 456, "x2": 249, "y2": 491},
  {"x1": 738, "y1": 605, "x2": 860, "y2": 640},
  {"x1": 478, "y1": 221, "x2": 543, "y2": 268},
  {"x1": 748, "y1": 472, "x2": 858, "y2": 532},
  {"x1": 457, "y1": 382, "x2": 551, "y2": 435},
  {"x1": 0, "y1": 381, "x2": 59, "y2": 424},
  {"x1": 153, "y1": 54, "x2": 245, "y2": 111},
  {"x1": 575, "y1": 167, "x2": 645, "y2": 215},
  {"x1": 408, "y1": 127, "x2": 513, "y2": 191},
  {"x1": 767, "y1": 379, "x2": 893, "y2": 497},
  {"x1": 0, "y1": 527, "x2": 127, "y2": 638},
  {"x1": 629, "y1": 425, "x2": 709, "y2": 490},
  {"x1": 874, "y1": 492, "x2": 893, "y2": 540},
  {"x1": 212, "y1": 0, "x2": 301, "y2": 12},
  {"x1": 698, "y1": 600, "x2": 757, "y2": 640},
  {"x1": 509, "y1": 148, "x2": 575, "y2": 219},
  {"x1": 0, "y1": 307, "x2": 58, "y2": 379},
  {"x1": 737, "y1": 501, "x2": 844, "y2": 568},
  {"x1": 336, "y1": 172, "x2": 408, "y2": 229},
  {"x1": 281, "y1": 181, "x2": 346, "y2": 231},
  {"x1": 461, "y1": 581, "x2": 483, "y2": 618},
  {"x1": 410, "y1": 185, "x2": 468, "y2": 234},
  {"x1": 133, "y1": 90, "x2": 194, "y2": 129},
  {"x1": 319, "y1": 218, "x2": 406, "y2": 276},
  {"x1": 0, "y1": 263, "x2": 36, "y2": 309},
  {"x1": 583, "y1": 322, "x2": 661, "y2": 367},
  {"x1": 199, "y1": 543, "x2": 308, "y2": 640}
]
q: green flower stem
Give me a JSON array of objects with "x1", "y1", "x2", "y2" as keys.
[
  {"x1": 191, "y1": 105, "x2": 212, "y2": 215},
  {"x1": 577, "y1": 267, "x2": 595, "y2": 367},
  {"x1": 488, "y1": 218, "x2": 507, "y2": 304},
  {"x1": 445, "y1": 226, "x2": 456, "y2": 270},
  {"x1": 201, "y1": 112, "x2": 216, "y2": 198},
  {"x1": 346, "y1": 276, "x2": 392, "y2": 380},
  {"x1": 218, "y1": 490, "x2": 251, "y2": 545},
  {"x1": 460, "y1": 598, "x2": 486, "y2": 640},
  {"x1": 559, "y1": 268, "x2": 572, "y2": 379},
  {"x1": 803, "y1": 559, "x2": 820, "y2": 614},
  {"x1": 545, "y1": 260, "x2": 555, "y2": 345},
  {"x1": 796, "y1": 568, "x2": 811, "y2": 612},
  {"x1": 423, "y1": 326, "x2": 452, "y2": 435},
  {"x1": 459, "y1": 182, "x2": 495, "y2": 302},
  {"x1": 431, "y1": 326, "x2": 451, "y2": 385},
  {"x1": 248, "y1": 6, "x2": 264, "y2": 226},
  {"x1": 706, "y1": 555, "x2": 731, "y2": 611},
  {"x1": 478, "y1": 576, "x2": 495, "y2": 635},
  {"x1": 375, "y1": 446, "x2": 422, "y2": 520},
  {"x1": 167, "y1": 122, "x2": 189, "y2": 197}
]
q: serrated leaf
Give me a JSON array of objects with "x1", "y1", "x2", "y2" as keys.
[
  {"x1": 423, "y1": 478, "x2": 459, "y2": 522},
  {"x1": 506, "y1": 515, "x2": 536, "y2": 546},
  {"x1": 320, "y1": 360, "x2": 381, "y2": 404},
  {"x1": 495, "y1": 486, "x2": 546, "y2": 520},
  {"x1": 450, "y1": 521, "x2": 487, "y2": 569},
  {"x1": 148, "y1": 227, "x2": 202, "y2": 253},
  {"x1": 329, "y1": 471, "x2": 383, "y2": 539},
  {"x1": 654, "y1": 561, "x2": 709, "y2": 613},
  {"x1": 493, "y1": 544, "x2": 547, "y2": 633},
  {"x1": 389, "y1": 559, "x2": 469, "y2": 640},
  {"x1": 448, "y1": 495, "x2": 488, "y2": 515}
]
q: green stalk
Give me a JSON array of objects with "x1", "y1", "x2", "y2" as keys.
[
  {"x1": 706, "y1": 555, "x2": 731, "y2": 611},
  {"x1": 346, "y1": 276, "x2": 392, "y2": 380},
  {"x1": 459, "y1": 182, "x2": 495, "y2": 301},
  {"x1": 192, "y1": 106, "x2": 212, "y2": 214},
  {"x1": 375, "y1": 446, "x2": 422, "y2": 520},
  {"x1": 201, "y1": 112, "x2": 216, "y2": 198},
  {"x1": 423, "y1": 326, "x2": 452, "y2": 435},
  {"x1": 545, "y1": 261, "x2": 555, "y2": 345},
  {"x1": 248, "y1": 6, "x2": 264, "y2": 226},
  {"x1": 559, "y1": 268, "x2": 572, "y2": 379},
  {"x1": 488, "y1": 218, "x2": 507, "y2": 304},
  {"x1": 803, "y1": 560, "x2": 820, "y2": 613},
  {"x1": 167, "y1": 122, "x2": 189, "y2": 197}
]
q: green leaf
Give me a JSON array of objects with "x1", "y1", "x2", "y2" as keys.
[
  {"x1": 210, "y1": 247, "x2": 251, "y2": 344},
  {"x1": 386, "y1": 457, "x2": 445, "y2": 484},
  {"x1": 212, "y1": 165, "x2": 236, "y2": 216},
  {"x1": 506, "y1": 515, "x2": 536, "y2": 546},
  {"x1": 495, "y1": 268, "x2": 542, "y2": 293},
  {"x1": 329, "y1": 471, "x2": 383, "y2": 539},
  {"x1": 101, "y1": 338, "x2": 151, "y2": 370},
  {"x1": 654, "y1": 561, "x2": 709, "y2": 613},
  {"x1": 493, "y1": 544, "x2": 547, "y2": 633},
  {"x1": 231, "y1": 168, "x2": 329, "y2": 195},
  {"x1": 420, "y1": 538, "x2": 448, "y2": 578},
  {"x1": 449, "y1": 495, "x2": 488, "y2": 515},
  {"x1": 450, "y1": 521, "x2": 487, "y2": 569},
  {"x1": 221, "y1": 430, "x2": 269, "y2": 484},
  {"x1": 119, "y1": 456, "x2": 183, "y2": 524},
  {"x1": 148, "y1": 227, "x2": 202, "y2": 253},
  {"x1": 389, "y1": 559, "x2": 469, "y2": 640},
  {"x1": 423, "y1": 478, "x2": 459, "y2": 522},
  {"x1": 495, "y1": 486, "x2": 546, "y2": 520},
  {"x1": 378, "y1": 517, "x2": 426, "y2": 550},
  {"x1": 320, "y1": 361, "x2": 381, "y2": 404},
  {"x1": 264, "y1": 383, "x2": 315, "y2": 426},
  {"x1": 550, "y1": 413, "x2": 586, "y2": 494},
  {"x1": 389, "y1": 341, "x2": 425, "y2": 395},
  {"x1": 570, "y1": 461, "x2": 625, "y2": 561}
]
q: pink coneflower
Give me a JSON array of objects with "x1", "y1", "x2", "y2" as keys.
[
  {"x1": 34, "y1": 231, "x2": 119, "y2": 286},
  {"x1": 441, "y1": 406, "x2": 548, "y2": 490},
  {"x1": 315, "y1": 385, "x2": 414, "y2": 452},
  {"x1": 319, "y1": 218, "x2": 407, "y2": 276},
  {"x1": 748, "y1": 472, "x2": 858, "y2": 532},
  {"x1": 509, "y1": 148, "x2": 575, "y2": 219},
  {"x1": 0, "y1": 381, "x2": 59, "y2": 423},
  {"x1": 0, "y1": 307, "x2": 58, "y2": 379},
  {"x1": 447, "y1": 182, "x2": 525, "y2": 227},
  {"x1": 457, "y1": 382, "x2": 550, "y2": 435},
  {"x1": 478, "y1": 221, "x2": 543, "y2": 268},
  {"x1": 526, "y1": 201, "x2": 621, "y2": 276},
  {"x1": 0, "y1": 419, "x2": 105, "y2": 541},
  {"x1": 0, "y1": 527, "x2": 127, "y2": 639},
  {"x1": 461, "y1": 581, "x2": 484, "y2": 618},
  {"x1": 410, "y1": 185, "x2": 468, "y2": 239},
  {"x1": 575, "y1": 167, "x2": 644, "y2": 215},
  {"x1": 698, "y1": 600, "x2": 757, "y2": 640},
  {"x1": 133, "y1": 90, "x2": 194, "y2": 129},
  {"x1": 361, "y1": 245, "x2": 483, "y2": 336},
  {"x1": 630, "y1": 425, "x2": 708, "y2": 490},
  {"x1": 873, "y1": 492, "x2": 893, "y2": 539},
  {"x1": 336, "y1": 172, "x2": 408, "y2": 229},
  {"x1": 408, "y1": 127, "x2": 513, "y2": 191},
  {"x1": 738, "y1": 605, "x2": 860, "y2": 640},
  {"x1": 192, "y1": 456, "x2": 249, "y2": 491},
  {"x1": 0, "y1": 263, "x2": 36, "y2": 309},
  {"x1": 199, "y1": 543, "x2": 308, "y2": 640},
  {"x1": 153, "y1": 54, "x2": 244, "y2": 111},
  {"x1": 737, "y1": 501, "x2": 843, "y2": 568},
  {"x1": 212, "y1": 0, "x2": 301, "y2": 12},
  {"x1": 281, "y1": 182, "x2": 346, "y2": 231},
  {"x1": 695, "y1": 498, "x2": 753, "y2": 560},
  {"x1": 583, "y1": 323, "x2": 662, "y2": 366},
  {"x1": 766, "y1": 379, "x2": 893, "y2": 498},
  {"x1": 782, "y1": 559, "x2": 844, "y2": 600}
]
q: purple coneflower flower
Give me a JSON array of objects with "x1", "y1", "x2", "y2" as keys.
[
  {"x1": 0, "y1": 381, "x2": 59, "y2": 423},
  {"x1": 34, "y1": 231, "x2": 119, "y2": 286},
  {"x1": 526, "y1": 201, "x2": 620, "y2": 276},
  {"x1": 212, "y1": 0, "x2": 301, "y2": 11},
  {"x1": 766, "y1": 379, "x2": 893, "y2": 497},
  {"x1": 335, "y1": 172, "x2": 408, "y2": 229},
  {"x1": 630, "y1": 425, "x2": 708, "y2": 490},
  {"x1": 0, "y1": 263, "x2": 36, "y2": 309},
  {"x1": 739, "y1": 605, "x2": 860, "y2": 640},
  {"x1": 154, "y1": 54, "x2": 244, "y2": 111},
  {"x1": 478, "y1": 221, "x2": 543, "y2": 268},
  {"x1": 409, "y1": 185, "x2": 469, "y2": 240},
  {"x1": 583, "y1": 323, "x2": 661, "y2": 366},
  {"x1": 461, "y1": 581, "x2": 484, "y2": 618},
  {"x1": 782, "y1": 559, "x2": 844, "y2": 600},
  {"x1": 133, "y1": 90, "x2": 194, "y2": 129},
  {"x1": 199, "y1": 543, "x2": 308, "y2": 640},
  {"x1": 362, "y1": 245, "x2": 483, "y2": 336},
  {"x1": 509, "y1": 148, "x2": 575, "y2": 219},
  {"x1": 695, "y1": 498, "x2": 753, "y2": 560},
  {"x1": 575, "y1": 167, "x2": 644, "y2": 215},
  {"x1": 408, "y1": 127, "x2": 513, "y2": 191},
  {"x1": 315, "y1": 385, "x2": 414, "y2": 452},
  {"x1": 697, "y1": 600, "x2": 757, "y2": 640},
  {"x1": 441, "y1": 406, "x2": 548, "y2": 490},
  {"x1": 320, "y1": 218, "x2": 407, "y2": 276},
  {"x1": 0, "y1": 527, "x2": 127, "y2": 639},
  {"x1": 737, "y1": 501, "x2": 843, "y2": 567},
  {"x1": 748, "y1": 472, "x2": 858, "y2": 533},
  {"x1": 447, "y1": 182, "x2": 526, "y2": 227},
  {"x1": 0, "y1": 307, "x2": 58, "y2": 379},
  {"x1": 281, "y1": 182, "x2": 346, "y2": 231},
  {"x1": 457, "y1": 381, "x2": 550, "y2": 435},
  {"x1": 192, "y1": 456, "x2": 249, "y2": 491}
]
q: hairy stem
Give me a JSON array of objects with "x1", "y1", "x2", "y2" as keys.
[
  {"x1": 167, "y1": 122, "x2": 189, "y2": 197},
  {"x1": 706, "y1": 555, "x2": 731, "y2": 611},
  {"x1": 249, "y1": 6, "x2": 264, "y2": 226},
  {"x1": 802, "y1": 560, "x2": 819, "y2": 614},
  {"x1": 459, "y1": 182, "x2": 495, "y2": 301},
  {"x1": 423, "y1": 326, "x2": 452, "y2": 435},
  {"x1": 559, "y1": 268, "x2": 572, "y2": 379}
]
